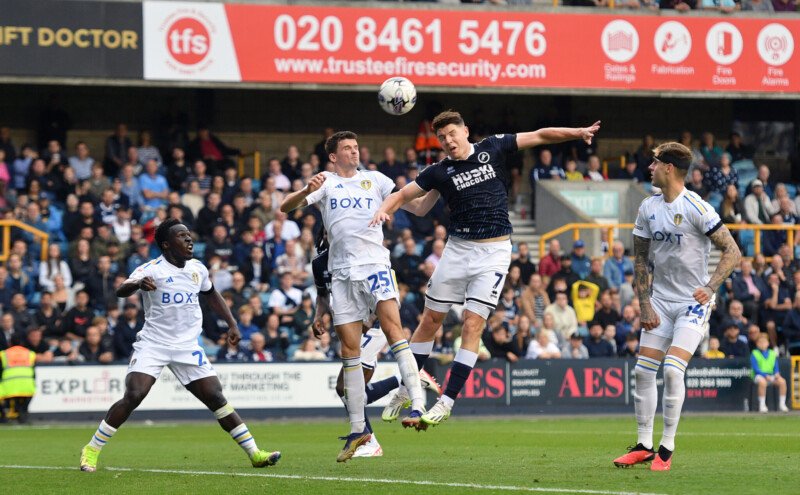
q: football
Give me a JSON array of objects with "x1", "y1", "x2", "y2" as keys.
[{"x1": 377, "y1": 77, "x2": 416, "y2": 115}]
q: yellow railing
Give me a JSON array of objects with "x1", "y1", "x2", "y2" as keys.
[
  {"x1": 0, "y1": 220, "x2": 49, "y2": 263},
  {"x1": 539, "y1": 222, "x2": 800, "y2": 260},
  {"x1": 237, "y1": 151, "x2": 262, "y2": 180},
  {"x1": 792, "y1": 356, "x2": 800, "y2": 410}
]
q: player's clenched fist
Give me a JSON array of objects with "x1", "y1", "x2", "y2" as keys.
[
  {"x1": 138, "y1": 276, "x2": 156, "y2": 291},
  {"x1": 692, "y1": 286, "x2": 714, "y2": 305},
  {"x1": 306, "y1": 173, "x2": 326, "y2": 193},
  {"x1": 639, "y1": 301, "x2": 661, "y2": 331}
]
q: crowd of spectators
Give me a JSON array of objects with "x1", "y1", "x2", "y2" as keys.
[{"x1": 0, "y1": 120, "x2": 798, "y2": 370}]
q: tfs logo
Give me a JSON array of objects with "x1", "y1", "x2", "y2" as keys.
[{"x1": 166, "y1": 17, "x2": 210, "y2": 65}]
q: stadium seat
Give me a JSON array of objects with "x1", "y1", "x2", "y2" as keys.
[
  {"x1": 785, "y1": 183, "x2": 797, "y2": 199},
  {"x1": 193, "y1": 242, "x2": 206, "y2": 260},
  {"x1": 252, "y1": 179, "x2": 262, "y2": 193},
  {"x1": 732, "y1": 159, "x2": 756, "y2": 174},
  {"x1": 739, "y1": 230, "x2": 755, "y2": 257},
  {"x1": 260, "y1": 292, "x2": 271, "y2": 307}
]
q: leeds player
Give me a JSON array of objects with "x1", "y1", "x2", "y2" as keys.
[
  {"x1": 371, "y1": 110, "x2": 600, "y2": 428},
  {"x1": 311, "y1": 232, "x2": 442, "y2": 457},
  {"x1": 613, "y1": 142, "x2": 740, "y2": 471},
  {"x1": 281, "y1": 131, "x2": 437, "y2": 462},
  {"x1": 80, "y1": 219, "x2": 280, "y2": 472}
]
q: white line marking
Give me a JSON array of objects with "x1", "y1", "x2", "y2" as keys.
[{"x1": 0, "y1": 465, "x2": 672, "y2": 495}]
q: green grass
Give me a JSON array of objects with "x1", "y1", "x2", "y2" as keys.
[{"x1": 1, "y1": 415, "x2": 798, "y2": 495}]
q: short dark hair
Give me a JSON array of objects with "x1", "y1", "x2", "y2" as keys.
[
  {"x1": 325, "y1": 131, "x2": 358, "y2": 155},
  {"x1": 155, "y1": 218, "x2": 182, "y2": 251},
  {"x1": 653, "y1": 142, "x2": 692, "y2": 174},
  {"x1": 431, "y1": 110, "x2": 465, "y2": 133}
]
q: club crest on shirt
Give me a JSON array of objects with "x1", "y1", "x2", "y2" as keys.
[
  {"x1": 478, "y1": 152, "x2": 490, "y2": 163},
  {"x1": 360, "y1": 180, "x2": 372, "y2": 190},
  {"x1": 191, "y1": 272, "x2": 200, "y2": 285},
  {"x1": 674, "y1": 214, "x2": 683, "y2": 226}
]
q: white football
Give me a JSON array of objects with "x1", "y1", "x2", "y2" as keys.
[{"x1": 378, "y1": 77, "x2": 417, "y2": 115}]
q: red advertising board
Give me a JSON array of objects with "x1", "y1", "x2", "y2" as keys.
[{"x1": 143, "y1": 2, "x2": 798, "y2": 93}]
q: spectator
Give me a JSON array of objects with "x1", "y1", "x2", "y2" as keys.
[
  {"x1": 280, "y1": 145, "x2": 302, "y2": 180},
  {"x1": 39, "y1": 243, "x2": 72, "y2": 293},
  {"x1": 425, "y1": 239, "x2": 445, "y2": 269},
  {"x1": 511, "y1": 242, "x2": 537, "y2": 285},
  {"x1": 23, "y1": 327, "x2": 53, "y2": 363},
  {"x1": 119, "y1": 163, "x2": 144, "y2": 211},
  {"x1": 686, "y1": 168, "x2": 710, "y2": 200},
  {"x1": 603, "y1": 325, "x2": 619, "y2": 354},
  {"x1": 248, "y1": 332, "x2": 273, "y2": 362},
  {"x1": 505, "y1": 265, "x2": 525, "y2": 299},
  {"x1": 762, "y1": 272, "x2": 792, "y2": 346},
  {"x1": 700, "y1": 0, "x2": 738, "y2": 12},
  {"x1": 264, "y1": 313, "x2": 291, "y2": 361},
  {"x1": 139, "y1": 159, "x2": 169, "y2": 211},
  {"x1": 525, "y1": 329, "x2": 562, "y2": 359},
  {"x1": 584, "y1": 155, "x2": 605, "y2": 181},
  {"x1": 742, "y1": 0, "x2": 774, "y2": 9},
  {"x1": 719, "y1": 320, "x2": 750, "y2": 358},
  {"x1": 293, "y1": 337, "x2": 328, "y2": 362},
  {"x1": 771, "y1": 184, "x2": 796, "y2": 217},
  {"x1": 544, "y1": 291, "x2": 578, "y2": 342},
  {"x1": 187, "y1": 126, "x2": 240, "y2": 174},
  {"x1": 704, "y1": 153, "x2": 738, "y2": 206},
  {"x1": 733, "y1": 259, "x2": 766, "y2": 324},
  {"x1": 539, "y1": 239, "x2": 561, "y2": 280},
  {"x1": 291, "y1": 294, "x2": 315, "y2": 342},
  {"x1": 497, "y1": 287, "x2": 520, "y2": 331},
  {"x1": 52, "y1": 337, "x2": 80, "y2": 363},
  {"x1": 616, "y1": 159, "x2": 646, "y2": 182},
  {"x1": 726, "y1": 132, "x2": 755, "y2": 161},
  {"x1": 562, "y1": 332, "x2": 589, "y2": 359},
  {"x1": 564, "y1": 159, "x2": 583, "y2": 181},
  {"x1": 594, "y1": 291, "x2": 621, "y2": 328},
  {"x1": 393, "y1": 237, "x2": 424, "y2": 289},
  {"x1": 585, "y1": 322, "x2": 615, "y2": 358},
  {"x1": 236, "y1": 305, "x2": 260, "y2": 342},
  {"x1": 7, "y1": 293, "x2": 32, "y2": 335},
  {"x1": 269, "y1": 273, "x2": 302, "y2": 327},
  {"x1": 12, "y1": 144, "x2": 35, "y2": 193},
  {"x1": 59, "y1": 290, "x2": 93, "y2": 341},
  {"x1": 632, "y1": 134, "x2": 655, "y2": 173},
  {"x1": 772, "y1": 0, "x2": 798, "y2": 11},
  {"x1": 751, "y1": 333, "x2": 789, "y2": 412},
  {"x1": 104, "y1": 124, "x2": 132, "y2": 177},
  {"x1": 744, "y1": 179, "x2": 776, "y2": 225},
  {"x1": 0, "y1": 313, "x2": 17, "y2": 350},
  {"x1": 86, "y1": 256, "x2": 117, "y2": 312},
  {"x1": 513, "y1": 315, "x2": 533, "y2": 356},
  {"x1": 275, "y1": 238, "x2": 309, "y2": 286},
  {"x1": 78, "y1": 326, "x2": 114, "y2": 363},
  {"x1": 720, "y1": 184, "x2": 745, "y2": 225},
  {"x1": 34, "y1": 291, "x2": 61, "y2": 343},
  {"x1": 603, "y1": 241, "x2": 633, "y2": 290},
  {"x1": 241, "y1": 246, "x2": 271, "y2": 292},
  {"x1": 618, "y1": 331, "x2": 639, "y2": 358},
  {"x1": 113, "y1": 303, "x2": 142, "y2": 361},
  {"x1": 570, "y1": 240, "x2": 591, "y2": 280},
  {"x1": 704, "y1": 336, "x2": 725, "y2": 358},
  {"x1": 727, "y1": 299, "x2": 749, "y2": 334},
  {"x1": 571, "y1": 280, "x2": 600, "y2": 326},
  {"x1": 483, "y1": 315, "x2": 518, "y2": 362},
  {"x1": 69, "y1": 141, "x2": 94, "y2": 181},
  {"x1": 378, "y1": 146, "x2": 405, "y2": 181},
  {"x1": 216, "y1": 340, "x2": 249, "y2": 362},
  {"x1": 699, "y1": 132, "x2": 724, "y2": 167},
  {"x1": 136, "y1": 130, "x2": 162, "y2": 168},
  {"x1": 782, "y1": 292, "x2": 800, "y2": 352},
  {"x1": 585, "y1": 257, "x2": 610, "y2": 294}
]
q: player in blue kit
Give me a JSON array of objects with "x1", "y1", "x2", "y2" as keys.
[
  {"x1": 80, "y1": 219, "x2": 280, "y2": 472},
  {"x1": 371, "y1": 110, "x2": 600, "y2": 427}
]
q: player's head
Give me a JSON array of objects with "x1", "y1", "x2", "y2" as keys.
[
  {"x1": 649, "y1": 142, "x2": 691, "y2": 187},
  {"x1": 155, "y1": 218, "x2": 193, "y2": 260},
  {"x1": 432, "y1": 110, "x2": 470, "y2": 160},
  {"x1": 325, "y1": 131, "x2": 359, "y2": 169}
]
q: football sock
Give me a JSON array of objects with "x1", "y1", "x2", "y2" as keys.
[
  {"x1": 88, "y1": 420, "x2": 117, "y2": 450},
  {"x1": 342, "y1": 357, "x2": 367, "y2": 433},
  {"x1": 390, "y1": 340, "x2": 425, "y2": 412},
  {"x1": 759, "y1": 396, "x2": 767, "y2": 409},
  {"x1": 633, "y1": 356, "x2": 660, "y2": 450},
  {"x1": 229, "y1": 423, "x2": 259, "y2": 456},
  {"x1": 366, "y1": 376, "x2": 400, "y2": 404},
  {"x1": 410, "y1": 341, "x2": 434, "y2": 371},
  {"x1": 442, "y1": 348, "x2": 479, "y2": 408},
  {"x1": 660, "y1": 355, "x2": 688, "y2": 452},
  {"x1": 779, "y1": 395, "x2": 787, "y2": 406},
  {"x1": 657, "y1": 445, "x2": 673, "y2": 462}
]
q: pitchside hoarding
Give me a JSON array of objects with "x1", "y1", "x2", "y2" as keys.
[{"x1": 0, "y1": 0, "x2": 143, "y2": 78}]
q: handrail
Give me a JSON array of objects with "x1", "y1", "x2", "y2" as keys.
[
  {"x1": 539, "y1": 222, "x2": 800, "y2": 261},
  {"x1": 0, "y1": 220, "x2": 49, "y2": 263},
  {"x1": 237, "y1": 151, "x2": 262, "y2": 180}
]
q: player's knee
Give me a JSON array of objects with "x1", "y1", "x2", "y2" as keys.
[
  {"x1": 205, "y1": 392, "x2": 227, "y2": 411},
  {"x1": 662, "y1": 365, "x2": 685, "y2": 391},
  {"x1": 125, "y1": 388, "x2": 149, "y2": 407}
]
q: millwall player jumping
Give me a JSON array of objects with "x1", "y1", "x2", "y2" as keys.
[
  {"x1": 371, "y1": 110, "x2": 600, "y2": 428},
  {"x1": 80, "y1": 219, "x2": 280, "y2": 472},
  {"x1": 614, "y1": 142, "x2": 740, "y2": 471}
]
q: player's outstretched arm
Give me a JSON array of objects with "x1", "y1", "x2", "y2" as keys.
[
  {"x1": 280, "y1": 172, "x2": 326, "y2": 213},
  {"x1": 202, "y1": 288, "x2": 241, "y2": 346},
  {"x1": 312, "y1": 292, "x2": 331, "y2": 338},
  {"x1": 369, "y1": 182, "x2": 427, "y2": 226},
  {"x1": 694, "y1": 225, "x2": 741, "y2": 305},
  {"x1": 116, "y1": 276, "x2": 156, "y2": 298},
  {"x1": 633, "y1": 235, "x2": 660, "y2": 331},
  {"x1": 516, "y1": 121, "x2": 601, "y2": 150},
  {"x1": 401, "y1": 189, "x2": 441, "y2": 217}
]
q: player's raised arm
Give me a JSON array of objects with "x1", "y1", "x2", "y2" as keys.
[
  {"x1": 693, "y1": 225, "x2": 741, "y2": 305},
  {"x1": 201, "y1": 287, "x2": 242, "y2": 346},
  {"x1": 280, "y1": 172, "x2": 326, "y2": 213},
  {"x1": 633, "y1": 235, "x2": 660, "y2": 331},
  {"x1": 401, "y1": 189, "x2": 441, "y2": 217},
  {"x1": 115, "y1": 276, "x2": 156, "y2": 298},
  {"x1": 369, "y1": 181, "x2": 427, "y2": 226},
  {"x1": 516, "y1": 121, "x2": 601, "y2": 150}
]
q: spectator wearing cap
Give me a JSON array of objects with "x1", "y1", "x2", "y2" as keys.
[
  {"x1": 544, "y1": 291, "x2": 578, "y2": 343},
  {"x1": 603, "y1": 241, "x2": 633, "y2": 290},
  {"x1": 113, "y1": 303, "x2": 143, "y2": 361},
  {"x1": 585, "y1": 321, "x2": 615, "y2": 358},
  {"x1": 562, "y1": 332, "x2": 589, "y2": 359},
  {"x1": 510, "y1": 242, "x2": 537, "y2": 285},
  {"x1": 720, "y1": 319, "x2": 750, "y2": 358},
  {"x1": 570, "y1": 240, "x2": 591, "y2": 279},
  {"x1": 539, "y1": 239, "x2": 561, "y2": 280}
]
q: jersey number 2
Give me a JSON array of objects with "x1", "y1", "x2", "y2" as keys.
[{"x1": 192, "y1": 350, "x2": 207, "y2": 366}]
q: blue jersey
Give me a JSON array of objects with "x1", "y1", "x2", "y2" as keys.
[{"x1": 414, "y1": 134, "x2": 517, "y2": 240}]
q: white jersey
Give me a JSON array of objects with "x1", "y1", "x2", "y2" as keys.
[
  {"x1": 633, "y1": 188, "x2": 722, "y2": 303},
  {"x1": 126, "y1": 256, "x2": 212, "y2": 348},
  {"x1": 305, "y1": 170, "x2": 395, "y2": 272}
]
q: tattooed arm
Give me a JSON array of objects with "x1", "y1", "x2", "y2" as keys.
[
  {"x1": 633, "y1": 234, "x2": 660, "y2": 331},
  {"x1": 693, "y1": 225, "x2": 741, "y2": 305}
]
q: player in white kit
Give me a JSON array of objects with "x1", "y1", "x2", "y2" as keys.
[
  {"x1": 281, "y1": 131, "x2": 438, "y2": 462},
  {"x1": 613, "y1": 142, "x2": 740, "y2": 471},
  {"x1": 80, "y1": 219, "x2": 281, "y2": 472}
]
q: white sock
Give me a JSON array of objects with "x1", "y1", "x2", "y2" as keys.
[
  {"x1": 343, "y1": 357, "x2": 366, "y2": 433},
  {"x1": 390, "y1": 340, "x2": 425, "y2": 412},
  {"x1": 88, "y1": 420, "x2": 117, "y2": 450},
  {"x1": 410, "y1": 341, "x2": 434, "y2": 355},
  {"x1": 633, "y1": 356, "x2": 660, "y2": 450},
  {"x1": 229, "y1": 423, "x2": 259, "y2": 456},
  {"x1": 779, "y1": 395, "x2": 787, "y2": 406},
  {"x1": 660, "y1": 355, "x2": 688, "y2": 452},
  {"x1": 759, "y1": 396, "x2": 767, "y2": 408}
]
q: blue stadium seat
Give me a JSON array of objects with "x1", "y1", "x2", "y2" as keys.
[
  {"x1": 739, "y1": 230, "x2": 755, "y2": 257},
  {"x1": 193, "y1": 242, "x2": 206, "y2": 260},
  {"x1": 732, "y1": 159, "x2": 756, "y2": 174},
  {"x1": 252, "y1": 179, "x2": 262, "y2": 193},
  {"x1": 785, "y1": 183, "x2": 797, "y2": 199},
  {"x1": 260, "y1": 291, "x2": 271, "y2": 308}
]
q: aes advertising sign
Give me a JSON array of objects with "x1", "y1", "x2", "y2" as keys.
[{"x1": 0, "y1": 0, "x2": 142, "y2": 78}]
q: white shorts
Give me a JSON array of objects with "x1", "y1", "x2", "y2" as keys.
[
  {"x1": 128, "y1": 341, "x2": 216, "y2": 386},
  {"x1": 639, "y1": 296, "x2": 713, "y2": 354},
  {"x1": 425, "y1": 236, "x2": 512, "y2": 320},
  {"x1": 360, "y1": 327, "x2": 388, "y2": 370},
  {"x1": 331, "y1": 264, "x2": 399, "y2": 326}
]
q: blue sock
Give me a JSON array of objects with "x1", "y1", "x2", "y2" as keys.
[
  {"x1": 443, "y1": 348, "x2": 479, "y2": 404},
  {"x1": 364, "y1": 413, "x2": 373, "y2": 434},
  {"x1": 413, "y1": 353, "x2": 428, "y2": 371},
  {"x1": 365, "y1": 376, "x2": 400, "y2": 404}
]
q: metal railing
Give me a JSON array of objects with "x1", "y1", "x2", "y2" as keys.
[
  {"x1": 237, "y1": 151, "x2": 262, "y2": 180},
  {"x1": 0, "y1": 220, "x2": 49, "y2": 263},
  {"x1": 539, "y1": 222, "x2": 800, "y2": 260}
]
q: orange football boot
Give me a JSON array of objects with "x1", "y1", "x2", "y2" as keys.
[{"x1": 613, "y1": 444, "x2": 656, "y2": 468}]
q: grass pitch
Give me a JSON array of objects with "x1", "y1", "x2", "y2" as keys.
[{"x1": 1, "y1": 414, "x2": 798, "y2": 495}]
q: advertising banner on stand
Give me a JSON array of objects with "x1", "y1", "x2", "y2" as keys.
[
  {"x1": 142, "y1": 1, "x2": 799, "y2": 94},
  {"x1": 0, "y1": 0, "x2": 143, "y2": 78}
]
